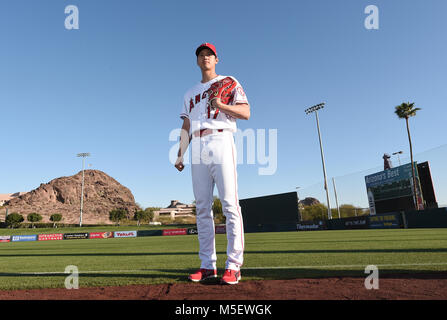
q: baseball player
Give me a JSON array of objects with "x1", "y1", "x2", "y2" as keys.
[{"x1": 175, "y1": 43, "x2": 250, "y2": 285}]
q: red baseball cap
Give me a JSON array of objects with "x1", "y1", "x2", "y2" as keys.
[{"x1": 195, "y1": 43, "x2": 217, "y2": 57}]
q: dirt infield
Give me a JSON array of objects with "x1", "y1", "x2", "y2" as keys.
[{"x1": 1, "y1": 273, "x2": 447, "y2": 300}]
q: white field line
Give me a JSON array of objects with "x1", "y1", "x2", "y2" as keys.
[
  {"x1": 8, "y1": 262, "x2": 447, "y2": 275},
  {"x1": 244, "y1": 262, "x2": 447, "y2": 269}
]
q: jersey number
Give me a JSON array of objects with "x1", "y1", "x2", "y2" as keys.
[{"x1": 207, "y1": 106, "x2": 220, "y2": 119}]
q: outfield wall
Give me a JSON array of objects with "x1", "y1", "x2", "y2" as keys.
[
  {"x1": 297, "y1": 207, "x2": 447, "y2": 231},
  {"x1": 1, "y1": 207, "x2": 446, "y2": 243},
  {"x1": 404, "y1": 208, "x2": 447, "y2": 228}
]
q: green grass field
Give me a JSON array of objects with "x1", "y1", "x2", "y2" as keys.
[{"x1": 1, "y1": 228, "x2": 447, "y2": 290}]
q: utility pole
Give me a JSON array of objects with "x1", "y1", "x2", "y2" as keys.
[
  {"x1": 296, "y1": 187, "x2": 301, "y2": 221},
  {"x1": 76, "y1": 152, "x2": 90, "y2": 227},
  {"x1": 332, "y1": 177, "x2": 341, "y2": 219}
]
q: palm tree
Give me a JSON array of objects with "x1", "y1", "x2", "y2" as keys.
[{"x1": 395, "y1": 102, "x2": 421, "y2": 209}]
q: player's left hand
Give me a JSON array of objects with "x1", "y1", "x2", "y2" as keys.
[
  {"x1": 210, "y1": 98, "x2": 221, "y2": 109},
  {"x1": 206, "y1": 77, "x2": 237, "y2": 110}
]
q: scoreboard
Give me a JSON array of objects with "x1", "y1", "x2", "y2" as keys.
[{"x1": 365, "y1": 162, "x2": 424, "y2": 214}]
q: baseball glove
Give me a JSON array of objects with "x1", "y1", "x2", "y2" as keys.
[{"x1": 206, "y1": 77, "x2": 237, "y2": 109}]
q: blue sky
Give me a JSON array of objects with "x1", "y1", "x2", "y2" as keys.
[{"x1": 1, "y1": 0, "x2": 446, "y2": 209}]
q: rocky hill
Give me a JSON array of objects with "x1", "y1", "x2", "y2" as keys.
[{"x1": 4, "y1": 170, "x2": 138, "y2": 225}]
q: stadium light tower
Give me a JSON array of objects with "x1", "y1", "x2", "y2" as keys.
[
  {"x1": 305, "y1": 102, "x2": 332, "y2": 220},
  {"x1": 392, "y1": 151, "x2": 403, "y2": 166},
  {"x1": 77, "y1": 152, "x2": 90, "y2": 227}
]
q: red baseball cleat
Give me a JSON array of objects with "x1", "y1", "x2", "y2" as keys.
[
  {"x1": 188, "y1": 269, "x2": 218, "y2": 282},
  {"x1": 221, "y1": 269, "x2": 241, "y2": 285}
]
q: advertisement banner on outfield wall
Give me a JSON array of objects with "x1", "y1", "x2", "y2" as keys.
[
  {"x1": 38, "y1": 234, "x2": 63, "y2": 241},
  {"x1": 89, "y1": 232, "x2": 114, "y2": 239},
  {"x1": 344, "y1": 216, "x2": 369, "y2": 229},
  {"x1": 187, "y1": 228, "x2": 198, "y2": 235},
  {"x1": 137, "y1": 230, "x2": 163, "y2": 237},
  {"x1": 0, "y1": 236, "x2": 11, "y2": 243},
  {"x1": 369, "y1": 213, "x2": 401, "y2": 229},
  {"x1": 162, "y1": 229, "x2": 187, "y2": 236},
  {"x1": 297, "y1": 220, "x2": 327, "y2": 231},
  {"x1": 114, "y1": 231, "x2": 137, "y2": 238},
  {"x1": 12, "y1": 235, "x2": 38, "y2": 242},
  {"x1": 63, "y1": 233, "x2": 89, "y2": 240}
]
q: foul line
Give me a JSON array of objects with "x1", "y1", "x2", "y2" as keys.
[
  {"x1": 7, "y1": 262, "x2": 447, "y2": 275},
  {"x1": 244, "y1": 262, "x2": 447, "y2": 269}
]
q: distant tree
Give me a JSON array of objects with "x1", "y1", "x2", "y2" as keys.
[
  {"x1": 50, "y1": 214, "x2": 63, "y2": 228},
  {"x1": 6, "y1": 213, "x2": 24, "y2": 228},
  {"x1": 109, "y1": 208, "x2": 127, "y2": 226},
  {"x1": 191, "y1": 200, "x2": 196, "y2": 215},
  {"x1": 27, "y1": 213, "x2": 42, "y2": 228},
  {"x1": 300, "y1": 204, "x2": 328, "y2": 221},
  {"x1": 395, "y1": 102, "x2": 421, "y2": 209},
  {"x1": 134, "y1": 209, "x2": 153, "y2": 226},
  {"x1": 331, "y1": 204, "x2": 366, "y2": 218},
  {"x1": 144, "y1": 208, "x2": 155, "y2": 221}
]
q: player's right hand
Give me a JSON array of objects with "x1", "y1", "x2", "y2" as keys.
[{"x1": 175, "y1": 158, "x2": 185, "y2": 172}]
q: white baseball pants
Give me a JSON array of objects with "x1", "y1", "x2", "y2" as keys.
[{"x1": 190, "y1": 130, "x2": 244, "y2": 271}]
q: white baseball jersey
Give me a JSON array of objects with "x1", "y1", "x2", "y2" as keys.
[{"x1": 180, "y1": 75, "x2": 249, "y2": 134}]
